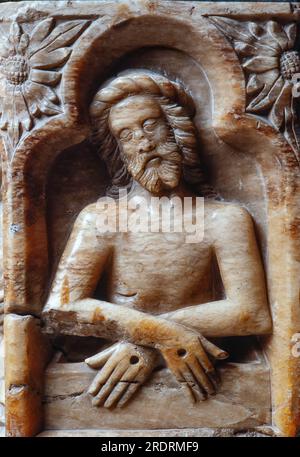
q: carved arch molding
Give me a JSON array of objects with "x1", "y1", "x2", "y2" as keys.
[{"x1": 1, "y1": 1, "x2": 300, "y2": 437}]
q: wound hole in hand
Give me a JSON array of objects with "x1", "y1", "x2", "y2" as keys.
[
  {"x1": 130, "y1": 355, "x2": 139, "y2": 365},
  {"x1": 177, "y1": 348, "x2": 187, "y2": 357}
]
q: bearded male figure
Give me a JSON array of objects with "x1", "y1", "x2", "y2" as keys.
[{"x1": 43, "y1": 71, "x2": 272, "y2": 409}]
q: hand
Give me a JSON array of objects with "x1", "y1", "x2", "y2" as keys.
[
  {"x1": 85, "y1": 342, "x2": 158, "y2": 408},
  {"x1": 158, "y1": 327, "x2": 228, "y2": 402}
]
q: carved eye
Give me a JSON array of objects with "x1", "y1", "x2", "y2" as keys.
[
  {"x1": 143, "y1": 118, "x2": 158, "y2": 132},
  {"x1": 119, "y1": 129, "x2": 133, "y2": 141}
]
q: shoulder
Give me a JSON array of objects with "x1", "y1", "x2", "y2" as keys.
[
  {"x1": 204, "y1": 200, "x2": 254, "y2": 235},
  {"x1": 74, "y1": 203, "x2": 98, "y2": 228},
  {"x1": 205, "y1": 200, "x2": 252, "y2": 220}
]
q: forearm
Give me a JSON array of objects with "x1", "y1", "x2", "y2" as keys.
[
  {"x1": 42, "y1": 298, "x2": 187, "y2": 348},
  {"x1": 161, "y1": 299, "x2": 272, "y2": 337}
]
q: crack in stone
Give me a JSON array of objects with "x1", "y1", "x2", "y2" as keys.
[{"x1": 43, "y1": 391, "x2": 84, "y2": 403}]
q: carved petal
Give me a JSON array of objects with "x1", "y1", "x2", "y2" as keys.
[
  {"x1": 247, "y1": 76, "x2": 284, "y2": 112},
  {"x1": 0, "y1": 85, "x2": 31, "y2": 148},
  {"x1": 210, "y1": 16, "x2": 285, "y2": 56},
  {"x1": 0, "y1": 90, "x2": 13, "y2": 130},
  {"x1": 9, "y1": 22, "x2": 22, "y2": 48},
  {"x1": 0, "y1": 41, "x2": 12, "y2": 58},
  {"x1": 243, "y1": 56, "x2": 278, "y2": 73},
  {"x1": 210, "y1": 17, "x2": 254, "y2": 43},
  {"x1": 41, "y1": 21, "x2": 88, "y2": 53},
  {"x1": 246, "y1": 74, "x2": 264, "y2": 95},
  {"x1": 283, "y1": 100, "x2": 299, "y2": 153},
  {"x1": 29, "y1": 17, "x2": 55, "y2": 54},
  {"x1": 30, "y1": 48, "x2": 71, "y2": 69},
  {"x1": 28, "y1": 20, "x2": 88, "y2": 58},
  {"x1": 284, "y1": 23, "x2": 297, "y2": 50},
  {"x1": 266, "y1": 21, "x2": 289, "y2": 51},
  {"x1": 23, "y1": 80, "x2": 61, "y2": 117},
  {"x1": 38, "y1": 98, "x2": 62, "y2": 116},
  {"x1": 13, "y1": 87, "x2": 32, "y2": 131},
  {"x1": 234, "y1": 41, "x2": 256, "y2": 56},
  {"x1": 246, "y1": 69, "x2": 279, "y2": 95},
  {"x1": 30, "y1": 69, "x2": 61, "y2": 86},
  {"x1": 248, "y1": 22, "x2": 265, "y2": 39},
  {"x1": 247, "y1": 22, "x2": 280, "y2": 53},
  {"x1": 234, "y1": 40, "x2": 277, "y2": 57},
  {"x1": 268, "y1": 80, "x2": 292, "y2": 130},
  {"x1": 17, "y1": 33, "x2": 29, "y2": 55}
]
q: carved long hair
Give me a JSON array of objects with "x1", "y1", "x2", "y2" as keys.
[{"x1": 90, "y1": 70, "x2": 215, "y2": 198}]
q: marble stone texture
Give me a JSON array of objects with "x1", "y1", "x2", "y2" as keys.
[{"x1": 0, "y1": 0, "x2": 299, "y2": 438}]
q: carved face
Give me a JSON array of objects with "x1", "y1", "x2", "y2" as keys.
[{"x1": 109, "y1": 95, "x2": 182, "y2": 195}]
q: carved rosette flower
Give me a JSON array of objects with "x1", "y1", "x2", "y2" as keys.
[
  {"x1": 210, "y1": 17, "x2": 300, "y2": 155},
  {"x1": 0, "y1": 18, "x2": 89, "y2": 152}
]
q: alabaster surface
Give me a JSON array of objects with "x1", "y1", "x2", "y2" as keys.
[{"x1": 0, "y1": 1, "x2": 299, "y2": 438}]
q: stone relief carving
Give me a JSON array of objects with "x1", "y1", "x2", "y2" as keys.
[
  {"x1": 210, "y1": 17, "x2": 300, "y2": 157},
  {"x1": 0, "y1": 18, "x2": 89, "y2": 156},
  {"x1": 42, "y1": 71, "x2": 272, "y2": 409},
  {"x1": 1, "y1": 0, "x2": 298, "y2": 438}
]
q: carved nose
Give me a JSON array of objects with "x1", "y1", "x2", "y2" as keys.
[{"x1": 137, "y1": 138, "x2": 154, "y2": 153}]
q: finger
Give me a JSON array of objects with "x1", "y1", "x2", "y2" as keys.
[
  {"x1": 104, "y1": 381, "x2": 130, "y2": 408},
  {"x1": 195, "y1": 350, "x2": 219, "y2": 389},
  {"x1": 121, "y1": 362, "x2": 143, "y2": 383},
  {"x1": 104, "y1": 364, "x2": 142, "y2": 408},
  {"x1": 92, "y1": 360, "x2": 128, "y2": 406},
  {"x1": 187, "y1": 358, "x2": 215, "y2": 396},
  {"x1": 117, "y1": 383, "x2": 140, "y2": 408},
  {"x1": 116, "y1": 360, "x2": 159, "y2": 408},
  {"x1": 181, "y1": 381, "x2": 197, "y2": 403},
  {"x1": 202, "y1": 360, "x2": 220, "y2": 389},
  {"x1": 85, "y1": 343, "x2": 119, "y2": 368},
  {"x1": 162, "y1": 360, "x2": 202, "y2": 402},
  {"x1": 179, "y1": 366, "x2": 206, "y2": 401},
  {"x1": 198, "y1": 335, "x2": 229, "y2": 360},
  {"x1": 195, "y1": 341, "x2": 217, "y2": 374},
  {"x1": 88, "y1": 356, "x2": 120, "y2": 395},
  {"x1": 114, "y1": 362, "x2": 152, "y2": 408}
]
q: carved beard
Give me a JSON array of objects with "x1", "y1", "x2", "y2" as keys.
[{"x1": 123, "y1": 138, "x2": 182, "y2": 195}]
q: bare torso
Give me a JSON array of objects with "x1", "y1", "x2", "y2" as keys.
[{"x1": 102, "y1": 200, "x2": 225, "y2": 314}]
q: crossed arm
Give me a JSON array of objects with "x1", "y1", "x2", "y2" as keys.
[{"x1": 43, "y1": 203, "x2": 272, "y2": 407}]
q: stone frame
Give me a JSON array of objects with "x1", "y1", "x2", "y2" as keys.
[{"x1": 1, "y1": 1, "x2": 299, "y2": 437}]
